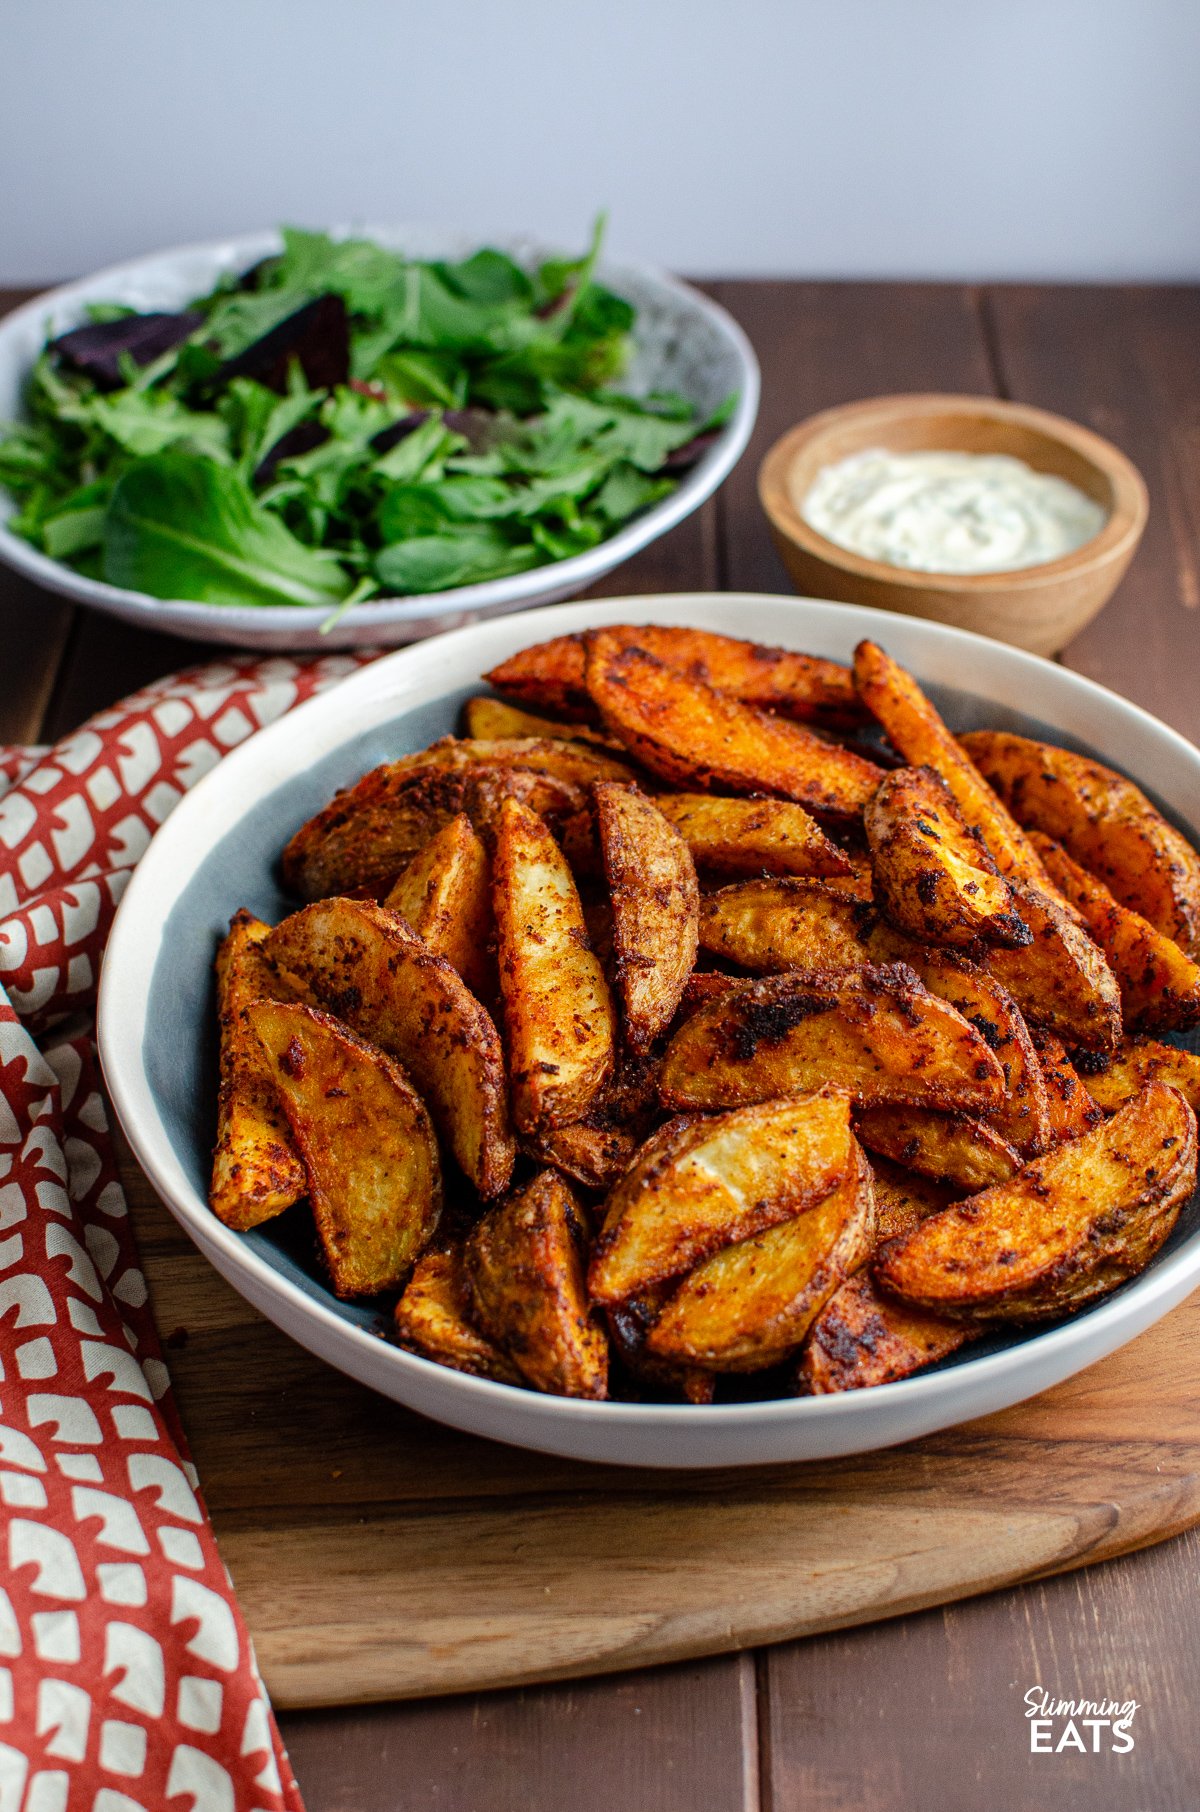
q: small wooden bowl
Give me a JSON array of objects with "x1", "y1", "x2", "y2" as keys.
[{"x1": 758, "y1": 394, "x2": 1148, "y2": 657}]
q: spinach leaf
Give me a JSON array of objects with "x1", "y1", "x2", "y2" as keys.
[{"x1": 376, "y1": 525, "x2": 542, "y2": 594}]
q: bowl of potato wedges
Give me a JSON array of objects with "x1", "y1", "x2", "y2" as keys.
[{"x1": 98, "y1": 595, "x2": 1200, "y2": 1468}]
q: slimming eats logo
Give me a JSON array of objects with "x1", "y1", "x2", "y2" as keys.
[{"x1": 1024, "y1": 1687, "x2": 1139, "y2": 1753}]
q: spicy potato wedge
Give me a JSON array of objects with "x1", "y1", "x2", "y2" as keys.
[
  {"x1": 595, "y1": 782, "x2": 699, "y2": 1052},
  {"x1": 875, "y1": 1083, "x2": 1197, "y2": 1320},
  {"x1": 1028, "y1": 1028, "x2": 1103, "y2": 1144},
  {"x1": 486, "y1": 624, "x2": 864, "y2": 727},
  {"x1": 961, "y1": 729, "x2": 1200, "y2": 956},
  {"x1": 1032, "y1": 834, "x2": 1200, "y2": 1033},
  {"x1": 589, "y1": 1090, "x2": 855, "y2": 1304},
  {"x1": 585, "y1": 632, "x2": 883, "y2": 818},
  {"x1": 868, "y1": 1155, "x2": 958, "y2": 1241},
  {"x1": 654, "y1": 793, "x2": 852, "y2": 879},
  {"x1": 493, "y1": 795, "x2": 616, "y2": 1132},
  {"x1": 658, "y1": 966, "x2": 1006, "y2": 1115},
  {"x1": 210, "y1": 910, "x2": 306, "y2": 1231},
  {"x1": 865, "y1": 766, "x2": 1031, "y2": 947},
  {"x1": 462, "y1": 695, "x2": 617, "y2": 748},
  {"x1": 799, "y1": 1273, "x2": 973, "y2": 1393},
  {"x1": 853, "y1": 640, "x2": 1048, "y2": 884},
  {"x1": 265, "y1": 897, "x2": 516, "y2": 1198},
  {"x1": 1084, "y1": 1037, "x2": 1200, "y2": 1115},
  {"x1": 855, "y1": 1103, "x2": 1021, "y2": 1191},
  {"x1": 523, "y1": 1051, "x2": 660, "y2": 1193},
  {"x1": 465, "y1": 1171, "x2": 607, "y2": 1399},
  {"x1": 698, "y1": 878, "x2": 878, "y2": 975},
  {"x1": 384, "y1": 813, "x2": 493, "y2": 1000},
  {"x1": 646, "y1": 1143, "x2": 875, "y2": 1371},
  {"x1": 983, "y1": 878, "x2": 1122, "y2": 1054},
  {"x1": 248, "y1": 1000, "x2": 441, "y2": 1297},
  {"x1": 393, "y1": 1247, "x2": 523, "y2": 1384},
  {"x1": 607, "y1": 1293, "x2": 715, "y2": 1404}
]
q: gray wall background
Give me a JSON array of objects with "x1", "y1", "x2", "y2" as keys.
[{"x1": 3, "y1": 0, "x2": 1197, "y2": 284}]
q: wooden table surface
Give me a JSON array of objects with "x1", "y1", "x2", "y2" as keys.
[{"x1": 4, "y1": 279, "x2": 1199, "y2": 1811}]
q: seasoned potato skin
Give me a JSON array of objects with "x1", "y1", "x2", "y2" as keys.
[
  {"x1": 265, "y1": 897, "x2": 516, "y2": 1198},
  {"x1": 607, "y1": 1293, "x2": 716, "y2": 1403},
  {"x1": 466, "y1": 1171, "x2": 608, "y2": 1399},
  {"x1": 853, "y1": 640, "x2": 1048, "y2": 884},
  {"x1": 983, "y1": 878, "x2": 1122, "y2": 1055},
  {"x1": 799, "y1": 1272, "x2": 973, "y2": 1393},
  {"x1": 486, "y1": 624, "x2": 864, "y2": 728},
  {"x1": 248, "y1": 999, "x2": 441, "y2": 1298},
  {"x1": 586, "y1": 633, "x2": 883, "y2": 818},
  {"x1": 868, "y1": 1155, "x2": 958, "y2": 1240},
  {"x1": 394, "y1": 1247, "x2": 523, "y2": 1384},
  {"x1": 855, "y1": 1103, "x2": 1021, "y2": 1190},
  {"x1": 698, "y1": 879, "x2": 878, "y2": 975},
  {"x1": 658, "y1": 966, "x2": 1006, "y2": 1115},
  {"x1": 595, "y1": 782, "x2": 699, "y2": 1053},
  {"x1": 210, "y1": 910, "x2": 306, "y2": 1231},
  {"x1": 646, "y1": 1143, "x2": 875, "y2": 1371},
  {"x1": 1032, "y1": 834, "x2": 1200, "y2": 1033},
  {"x1": 654, "y1": 794, "x2": 852, "y2": 879},
  {"x1": 589, "y1": 1090, "x2": 855, "y2": 1304},
  {"x1": 875, "y1": 1083, "x2": 1197, "y2": 1320},
  {"x1": 865, "y1": 766, "x2": 1031, "y2": 948},
  {"x1": 493, "y1": 796, "x2": 616, "y2": 1132},
  {"x1": 1028, "y1": 1027, "x2": 1103, "y2": 1144},
  {"x1": 523, "y1": 1051, "x2": 660, "y2": 1192},
  {"x1": 960, "y1": 729, "x2": 1200, "y2": 956},
  {"x1": 384, "y1": 813, "x2": 494, "y2": 1001},
  {"x1": 462, "y1": 695, "x2": 618, "y2": 748},
  {"x1": 1084, "y1": 1036, "x2": 1200, "y2": 1116}
]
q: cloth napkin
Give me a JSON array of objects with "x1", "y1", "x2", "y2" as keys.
[{"x1": 0, "y1": 650, "x2": 377, "y2": 1811}]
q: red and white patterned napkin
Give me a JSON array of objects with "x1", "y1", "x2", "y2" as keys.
[{"x1": 0, "y1": 650, "x2": 378, "y2": 1810}]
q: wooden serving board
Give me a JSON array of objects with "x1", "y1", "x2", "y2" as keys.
[{"x1": 121, "y1": 1145, "x2": 1200, "y2": 1711}]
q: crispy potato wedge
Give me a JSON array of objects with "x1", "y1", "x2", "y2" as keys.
[
  {"x1": 698, "y1": 878, "x2": 878, "y2": 974},
  {"x1": 465, "y1": 1170, "x2": 607, "y2": 1398},
  {"x1": 875, "y1": 1083, "x2": 1197, "y2": 1320},
  {"x1": 853, "y1": 640, "x2": 1048, "y2": 884},
  {"x1": 393, "y1": 1247, "x2": 523, "y2": 1384},
  {"x1": 856, "y1": 1104, "x2": 1020, "y2": 1191},
  {"x1": 265, "y1": 897, "x2": 515, "y2": 1198},
  {"x1": 606, "y1": 1294, "x2": 716, "y2": 1403},
  {"x1": 210, "y1": 910, "x2": 306, "y2": 1231},
  {"x1": 865, "y1": 766, "x2": 1031, "y2": 947},
  {"x1": 589, "y1": 1090, "x2": 855, "y2": 1303},
  {"x1": 654, "y1": 793, "x2": 852, "y2": 879},
  {"x1": 1028, "y1": 1028, "x2": 1103, "y2": 1144},
  {"x1": 1032, "y1": 834, "x2": 1200, "y2": 1033},
  {"x1": 461, "y1": 695, "x2": 617, "y2": 747},
  {"x1": 799, "y1": 1273, "x2": 973, "y2": 1393},
  {"x1": 523, "y1": 1051, "x2": 660, "y2": 1192},
  {"x1": 961, "y1": 729, "x2": 1200, "y2": 956},
  {"x1": 1084, "y1": 1037, "x2": 1200, "y2": 1115},
  {"x1": 248, "y1": 1000, "x2": 441, "y2": 1297},
  {"x1": 383, "y1": 813, "x2": 493, "y2": 1000},
  {"x1": 983, "y1": 877, "x2": 1122, "y2": 1054},
  {"x1": 647, "y1": 1143, "x2": 875, "y2": 1371},
  {"x1": 658, "y1": 966, "x2": 1006, "y2": 1115},
  {"x1": 494, "y1": 795, "x2": 616, "y2": 1132},
  {"x1": 485, "y1": 624, "x2": 864, "y2": 728},
  {"x1": 595, "y1": 782, "x2": 699, "y2": 1052},
  {"x1": 585, "y1": 632, "x2": 883, "y2": 818},
  {"x1": 868, "y1": 1155, "x2": 958, "y2": 1240}
]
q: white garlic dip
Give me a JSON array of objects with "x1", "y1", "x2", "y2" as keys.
[{"x1": 795, "y1": 447, "x2": 1107, "y2": 575}]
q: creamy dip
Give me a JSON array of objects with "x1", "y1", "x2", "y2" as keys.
[{"x1": 795, "y1": 448, "x2": 1107, "y2": 575}]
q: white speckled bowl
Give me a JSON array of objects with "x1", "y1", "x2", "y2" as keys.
[{"x1": 0, "y1": 230, "x2": 758, "y2": 650}]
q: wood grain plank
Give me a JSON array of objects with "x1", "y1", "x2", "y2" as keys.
[
  {"x1": 711, "y1": 281, "x2": 996, "y2": 596},
  {"x1": 986, "y1": 284, "x2": 1200, "y2": 741}
]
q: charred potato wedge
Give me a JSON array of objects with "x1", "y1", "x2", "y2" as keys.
[
  {"x1": 658, "y1": 966, "x2": 1006, "y2": 1115},
  {"x1": 248, "y1": 1000, "x2": 441, "y2": 1297},
  {"x1": 1032, "y1": 834, "x2": 1200, "y2": 1033},
  {"x1": 586, "y1": 632, "x2": 883, "y2": 818},
  {"x1": 384, "y1": 813, "x2": 493, "y2": 1000},
  {"x1": 210, "y1": 910, "x2": 306, "y2": 1231},
  {"x1": 853, "y1": 640, "x2": 1048, "y2": 884},
  {"x1": 875, "y1": 1083, "x2": 1197, "y2": 1320},
  {"x1": 494, "y1": 796, "x2": 616, "y2": 1132},
  {"x1": 646, "y1": 1144, "x2": 875, "y2": 1371},
  {"x1": 607, "y1": 1292, "x2": 715, "y2": 1403},
  {"x1": 595, "y1": 782, "x2": 699, "y2": 1052},
  {"x1": 961, "y1": 729, "x2": 1200, "y2": 956},
  {"x1": 984, "y1": 878, "x2": 1122, "y2": 1055},
  {"x1": 1028, "y1": 1028, "x2": 1103, "y2": 1144},
  {"x1": 654, "y1": 793, "x2": 852, "y2": 879},
  {"x1": 799, "y1": 1273, "x2": 973, "y2": 1393},
  {"x1": 393, "y1": 1247, "x2": 523, "y2": 1384},
  {"x1": 486, "y1": 624, "x2": 863, "y2": 728},
  {"x1": 589, "y1": 1090, "x2": 855, "y2": 1303},
  {"x1": 1084, "y1": 1037, "x2": 1200, "y2": 1115},
  {"x1": 865, "y1": 766, "x2": 1031, "y2": 948},
  {"x1": 523, "y1": 1052, "x2": 660, "y2": 1193},
  {"x1": 699, "y1": 879, "x2": 878, "y2": 975},
  {"x1": 466, "y1": 1171, "x2": 607, "y2": 1399},
  {"x1": 855, "y1": 1104, "x2": 1020, "y2": 1191},
  {"x1": 265, "y1": 897, "x2": 515, "y2": 1198}
]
